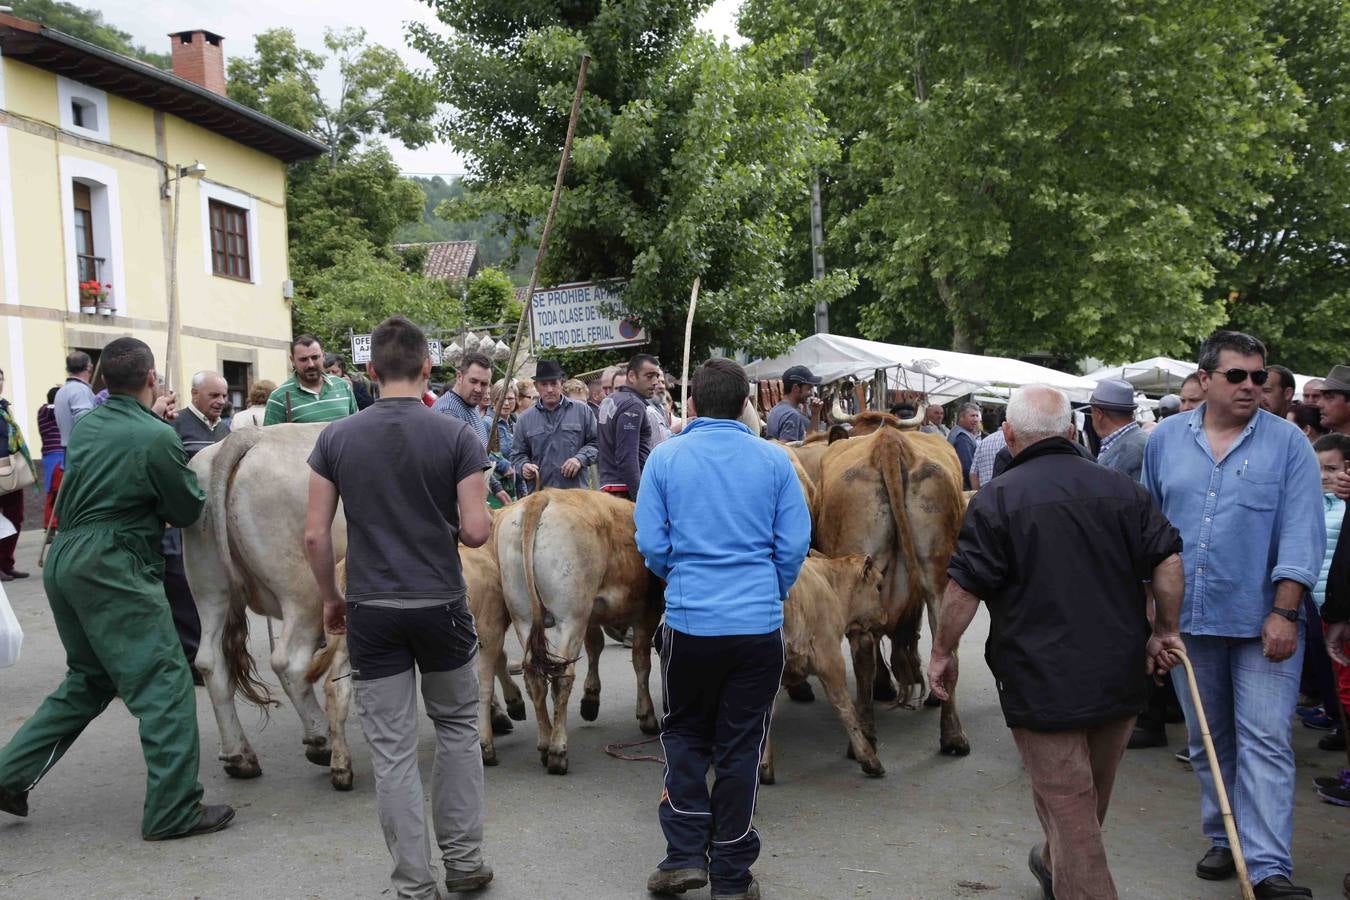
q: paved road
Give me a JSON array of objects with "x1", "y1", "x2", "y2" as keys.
[{"x1": 0, "y1": 530, "x2": 1345, "y2": 899}]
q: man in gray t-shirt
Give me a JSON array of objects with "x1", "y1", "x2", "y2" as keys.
[
  {"x1": 304, "y1": 316, "x2": 496, "y2": 898},
  {"x1": 765, "y1": 365, "x2": 823, "y2": 442}
]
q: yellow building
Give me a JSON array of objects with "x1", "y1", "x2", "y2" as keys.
[{"x1": 0, "y1": 14, "x2": 324, "y2": 435}]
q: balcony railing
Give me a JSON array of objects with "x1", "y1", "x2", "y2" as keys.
[{"x1": 76, "y1": 254, "x2": 104, "y2": 283}]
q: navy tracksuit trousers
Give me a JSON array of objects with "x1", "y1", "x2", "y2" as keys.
[{"x1": 657, "y1": 624, "x2": 785, "y2": 892}]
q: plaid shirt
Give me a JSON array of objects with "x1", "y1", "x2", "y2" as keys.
[{"x1": 1096, "y1": 420, "x2": 1140, "y2": 461}]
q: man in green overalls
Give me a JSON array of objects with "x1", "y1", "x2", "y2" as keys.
[{"x1": 0, "y1": 337, "x2": 234, "y2": 840}]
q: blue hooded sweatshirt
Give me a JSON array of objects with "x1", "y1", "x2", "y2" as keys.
[{"x1": 634, "y1": 417, "x2": 812, "y2": 636}]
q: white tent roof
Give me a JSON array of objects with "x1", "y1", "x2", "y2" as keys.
[
  {"x1": 1085, "y1": 356, "x2": 1196, "y2": 395},
  {"x1": 743, "y1": 333, "x2": 1099, "y2": 403}
]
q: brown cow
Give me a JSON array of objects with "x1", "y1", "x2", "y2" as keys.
[
  {"x1": 496, "y1": 489, "x2": 663, "y2": 774},
  {"x1": 760, "y1": 552, "x2": 887, "y2": 785},
  {"x1": 813, "y1": 427, "x2": 971, "y2": 757}
]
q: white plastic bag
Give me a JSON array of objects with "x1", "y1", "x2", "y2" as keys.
[
  {"x1": 0, "y1": 581, "x2": 20, "y2": 668},
  {"x1": 0, "y1": 514, "x2": 20, "y2": 667}
]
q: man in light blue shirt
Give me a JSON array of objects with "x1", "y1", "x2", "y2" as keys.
[
  {"x1": 53, "y1": 351, "x2": 96, "y2": 447},
  {"x1": 1142, "y1": 331, "x2": 1323, "y2": 899},
  {"x1": 635, "y1": 358, "x2": 810, "y2": 900}
]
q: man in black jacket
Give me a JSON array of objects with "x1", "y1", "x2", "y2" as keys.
[
  {"x1": 597, "y1": 353, "x2": 661, "y2": 501},
  {"x1": 928, "y1": 384, "x2": 1186, "y2": 900}
]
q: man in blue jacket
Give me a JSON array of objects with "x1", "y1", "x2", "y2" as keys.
[{"x1": 635, "y1": 358, "x2": 811, "y2": 900}]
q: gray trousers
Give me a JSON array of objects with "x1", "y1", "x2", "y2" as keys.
[{"x1": 354, "y1": 658, "x2": 485, "y2": 900}]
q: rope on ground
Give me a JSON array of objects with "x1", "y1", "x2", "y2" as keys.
[{"x1": 604, "y1": 736, "x2": 665, "y2": 763}]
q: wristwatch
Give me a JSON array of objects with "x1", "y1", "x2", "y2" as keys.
[{"x1": 1269, "y1": 607, "x2": 1298, "y2": 622}]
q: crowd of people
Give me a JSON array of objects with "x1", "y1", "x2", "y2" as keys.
[{"x1": 1, "y1": 324, "x2": 1348, "y2": 900}]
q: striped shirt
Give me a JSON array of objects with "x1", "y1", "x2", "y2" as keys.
[{"x1": 263, "y1": 374, "x2": 357, "y2": 425}]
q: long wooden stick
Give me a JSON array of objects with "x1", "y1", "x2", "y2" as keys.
[
  {"x1": 164, "y1": 170, "x2": 183, "y2": 394},
  {"x1": 1169, "y1": 648, "x2": 1255, "y2": 900},
  {"x1": 680, "y1": 277, "x2": 699, "y2": 417},
  {"x1": 486, "y1": 55, "x2": 591, "y2": 454}
]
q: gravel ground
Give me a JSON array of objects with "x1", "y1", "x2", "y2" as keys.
[{"x1": 1, "y1": 529, "x2": 1346, "y2": 899}]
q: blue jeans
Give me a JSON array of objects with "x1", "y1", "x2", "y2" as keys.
[{"x1": 1171, "y1": 633, "x2": 1304, "y2": 884}]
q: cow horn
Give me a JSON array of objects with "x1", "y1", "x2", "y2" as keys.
[
  {"x1": 895, "y1": 403, "x2": 926, "y2": 428},
  {"x1": 829, "y1": 395, "x2": 857, "y2": 425}
]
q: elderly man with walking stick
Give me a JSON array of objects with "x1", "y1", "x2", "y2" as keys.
[{"x1": 928, "y1": 383, "x2": 1187, "y2": 900}]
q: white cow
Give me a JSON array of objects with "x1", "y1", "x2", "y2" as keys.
[{"x1": 184, "y1": 424, "x2": 524, "y2": 791}]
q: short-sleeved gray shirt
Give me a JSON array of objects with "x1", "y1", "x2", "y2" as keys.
[{"x1": 308, "y1": 397, "x2": 489, "y2": 603}]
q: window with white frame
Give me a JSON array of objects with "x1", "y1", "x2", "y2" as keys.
[
  {"x1": 57, "y1": 77, "x2": 109, "y2": 142},
  {"x1": 198, "y1": 182, "x2": 258, "y2": 284}
]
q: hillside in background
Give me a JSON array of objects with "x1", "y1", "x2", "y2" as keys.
[{"x1": 395, "y1": 175, "x2": 536, "y2": 284}]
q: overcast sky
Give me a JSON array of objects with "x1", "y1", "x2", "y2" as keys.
[{"x1": 95, "y1": 0, "x2": 742, "y2": 176}]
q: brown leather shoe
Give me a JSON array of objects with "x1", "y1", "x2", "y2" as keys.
[{"x1": 647, "y1": 867, "x2": 708, "y2": 895}]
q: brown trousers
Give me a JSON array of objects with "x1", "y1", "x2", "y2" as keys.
[{"x1": 1011, "y1": 715, "x2": 1136, "y2": 900}]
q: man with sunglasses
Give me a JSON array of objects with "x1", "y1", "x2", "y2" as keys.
[{"x1": 1142, "y1": 331, "x2": 1324, "y2": 900}]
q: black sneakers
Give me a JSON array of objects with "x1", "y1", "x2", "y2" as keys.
[{"x1": 0, "y1": 783, "x2": 29, "y2": 817}]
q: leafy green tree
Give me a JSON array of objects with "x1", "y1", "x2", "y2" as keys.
[
  {"x1": 410, "y1": 2, "x2": 851, "y2": 362},
  {"x1": 743, "y1": 0, "x2": 1302, "y2": 363},
  {"x1": 464, "y1": 267, "x2": 520, "y2": 325},
  {"x1": 294, "y1": 247, "x2": 463, "y2": 357},
  {"x1": 228, "y1": 27, "x2": 438, "y2": 171},
  {"x1": 9, "y1": 0, "x2": 171, "y2": 68},
  {"x1": 1215, "y1": 0, "x2": 1350, "y2": 373}
]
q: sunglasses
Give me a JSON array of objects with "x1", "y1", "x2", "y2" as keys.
[{"x1": 1210, "y1": 367, "x2": 1269, "y2": 386}]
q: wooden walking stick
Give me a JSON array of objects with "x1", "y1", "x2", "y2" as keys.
[
  {"x1": 1168, "y1": 647, "x2": 1256, "y2": 900},
  {"x1": 680, "y1": 277, "x2": 699, "y2": 417}
]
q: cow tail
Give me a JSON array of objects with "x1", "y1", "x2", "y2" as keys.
[
  {"x1": 520, "y1": 491, "x2": 572, "y2": 679},
  {"x1": 872, "y1": 428, "x2": 925, "y2": 698},
  {"x1": 305, "y1": 634, "x2": 346, "y2": 684},
  {"x1": 211, "y1": 429, "x2": 276, "y2": 710},
  {"x1": 306, "y1": 561, "x2": 349, "y2": 684}
]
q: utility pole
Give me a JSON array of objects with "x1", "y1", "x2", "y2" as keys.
[
  {"x1": 810, "y1": 174, "x2": 827, "y2": 333},
  {"x1": 805, "y1": 48, "x2": 828, "y2": 334}
]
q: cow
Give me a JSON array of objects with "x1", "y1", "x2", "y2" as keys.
[
  {"x1": 495, "y1": 488, "x2": 663, "y2": 775},
  {"x1": 811, "y1": 425, "x2": 971, "y2": 758},
  {"x1": 185, "y1": 425, "x2": 526, "y2": 791},
  {"x1": 759, "y1": 552, "x2": 887, "y2": 785}
]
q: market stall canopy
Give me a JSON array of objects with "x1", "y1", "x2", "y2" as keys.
[
  {"x1": 743, "y1": 333, "x2": 1099, "y2": 403},
  {"x1": 1084, "y1": 356, "x2": 1196, "y2": 395}
]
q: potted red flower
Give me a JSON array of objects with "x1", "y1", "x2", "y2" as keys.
[
  {"x1": 78, "y1": 279, "x2": 101, "y2": 314},
  {"x1": 96, "y1": 282, "x2": 114, "y2": 316}
]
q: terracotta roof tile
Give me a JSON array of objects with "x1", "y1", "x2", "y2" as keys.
[{"x1": 395, "y1": 241, "x2": 480, "y2": 281}]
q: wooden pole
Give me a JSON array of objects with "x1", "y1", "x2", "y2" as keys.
[
  {"x1": 486, "y1": 54, "x2": 591, "y2": 454},
  {"x1": 680, "y1": 277, "x2": 699, "y2": 418}
]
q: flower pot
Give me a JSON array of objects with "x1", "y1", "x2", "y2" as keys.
[
  {"x1": 96, "y1": 299, "x2": 114, "y2": 316},
  {"x1": 80, "y1": 300, "x2": 97, "y2": 315}
]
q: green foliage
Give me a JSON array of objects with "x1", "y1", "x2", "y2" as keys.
[
  {"x1": 292, "y1": 247, "x2": 463, "y2": 357},
  {"x1": 464, "y1": 267, "x2": 520, "y2": 325},
  {"x1": 9, "y1": 0, "x2": 171, "y2": 68},
  {"x1": 287, "y1": 147, "x2": 425, "y2": 277},
  {"x1": 227, "y1": 27, "x2": 439, "y2": 170},
  {"x1": 743, "y1": 0, "x2": 1305, "y2": 363},
  {"x1": 410, "y1": 2, "x2": 851, "y2": 362},
  {"x1": 1215, "y1": 0, "x2": 1350, "y2": 374}
]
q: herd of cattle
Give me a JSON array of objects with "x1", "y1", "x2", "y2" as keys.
[{"x1": 178, "y1": 406, "x2": 971, "y2": 795}]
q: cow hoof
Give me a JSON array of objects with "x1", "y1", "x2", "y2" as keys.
[
  {"x1": 786, "y1": 682, "x2": 815, "y2": 703},
  {"x1": 305, "y1": 744, "x2": 334, "y2": 767},
  {"x1": 223, "y1": 759, "x2": 262, "y2": 780},
  {"x1": 506, "y1": 698, "x2": 527, "y2": 721},
  {"x1": 872, "y1": 678, "x2": 898, "y2": 702},
  {"x1": 845, "y1": 741, "x2": 856, "y2": 761},
  {"x1": 330, "y1": 768, "x2": 354, "y2": 792},
  {"x1": 547, "y1": 753, "x2": 569, "y2": 775},
  {"x1": 580, "y1": 693, "x2": 600, "y2": 722},
  {"x1": 758, "y1": 765, "x2": 775, "y2": 786},
  {"x1": 481, "y1": 746, "x2": 499, "y2": 767},
  {"x1": 940, "y1": 735, "x2": 971, "y2": 757},
  {"x1": 491, "y1": 711, "x2": 515, "y2": 735},
  {"x1": 539, "y1": 749, "x2": 551, "y2": 767},
  {"x1": 923, "y1": 691, "x2": 943, "y2": 708},
  {"x1": 638, "y1": 713, "x2": 660, "y2": 736},
  {"x1": 861, "y1": 758, "x2": 885, "y2": 778}
]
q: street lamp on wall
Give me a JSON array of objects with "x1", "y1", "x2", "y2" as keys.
[{"x1": 162, "y1": 160, "x2": 206, "y2": 394}]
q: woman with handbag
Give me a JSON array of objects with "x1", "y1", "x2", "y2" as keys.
[{"x1": 0, "y1": 367, "x2": 38, "y2": 581}]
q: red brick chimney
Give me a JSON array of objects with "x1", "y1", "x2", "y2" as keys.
[{"x1": 169, "y1": 30, "x2": 226, "y2": 96}]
